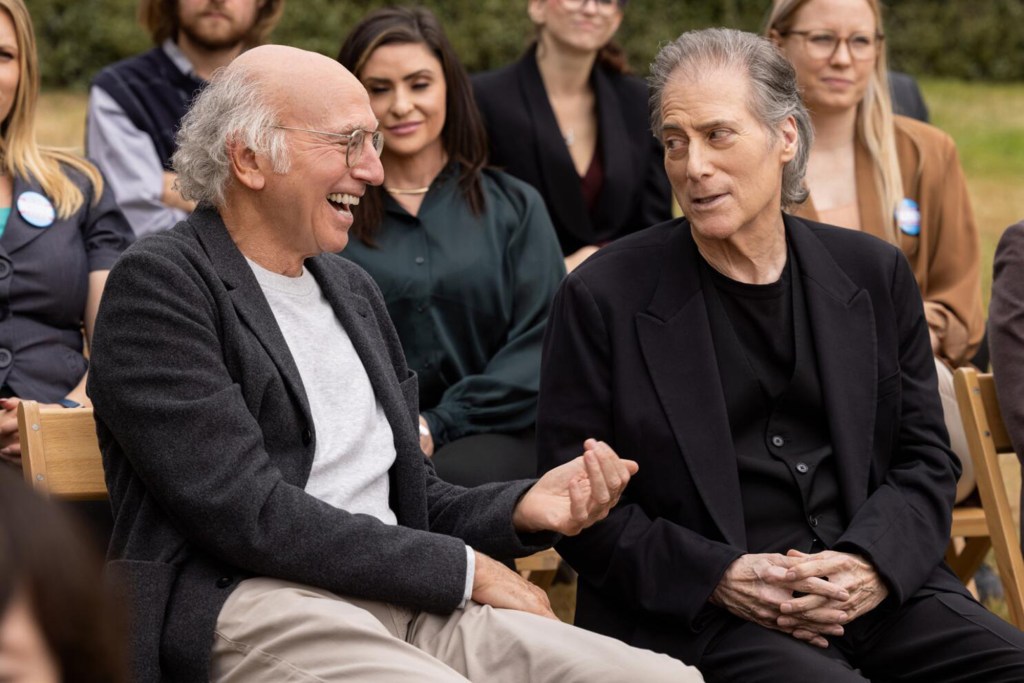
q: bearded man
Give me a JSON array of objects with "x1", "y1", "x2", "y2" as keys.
[{"x1": 87, "y1": 0, "x2": 283, "y2": 237}]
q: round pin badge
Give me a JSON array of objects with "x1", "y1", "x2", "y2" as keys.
[
  {"x1": 895, "y1": 198, "x2": 921, "y2": 236},
  {"x1": 16, "y1": 191, "x2": 56, "y2": 229}
]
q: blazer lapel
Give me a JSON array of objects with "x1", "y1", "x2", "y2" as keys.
[
  {"x1": 516, "y1": 49, "x2": 592, "y2": 244},
  {"x1": 306, "y1": 257, "x2": 409, "y2": 433},
  {"x1": 786, "y1": 216, "x2": 876, "y2": 514},
  {"x1": 191, "y1": 207, "x2": 311, "y2": 419},
  {"x1": 636, "y1": 222, "x2": 746, "y2": 547},
  {"x1": 2, "y1": 176, "x2": 55, "y2": 255},
  {"x1": 590, "y1": 66, "x2": 632, "y2": 242}
]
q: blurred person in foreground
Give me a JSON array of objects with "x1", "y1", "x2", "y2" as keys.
[
  {"x1": 0, "y1": 0, "x2": 132, "y2": 466},
  {"x1": 537, "y1": 27, "x2": 1024, "y2": 681},
  {"x1": 473, "y1": 0, "x2": 671, "y2": 272},
  {"x1": 767, "y1": 0, "x2": 984, "y2": 502},
  {"x1": 87, "y1": 0, "x2": 283, "y2": 237},
  {"x1": 0, "y1": 468, "x2": 125, "y2": 683},
  {"x1": 337, "y1": 6, "x2": 565, "y2": 486},
  {"x1": 87, "y1": 44, "x2": 701, "y2": 682}
]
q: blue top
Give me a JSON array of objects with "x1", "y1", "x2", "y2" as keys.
[
  {"x1": 0, "y1": 168, "x2": 133, "y2": 401},
  {"x1": 342, "y1": 166, "x2": 565, "y2": 447}
]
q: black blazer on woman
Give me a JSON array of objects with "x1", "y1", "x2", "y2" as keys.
[{"x1": 472, "y1": 46, "x2": 672, "y2": 256}]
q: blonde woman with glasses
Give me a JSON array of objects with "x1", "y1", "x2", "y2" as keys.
[
  {"x1": 473, "y1": 0, "x2": 671, "y2": 272},
  {"x1": 768, "y1": 0, "x2": 982, "y2": 502}
]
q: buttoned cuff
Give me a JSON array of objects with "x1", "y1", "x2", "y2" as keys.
[{"x1": 461, "y1": 545, "x2": 475, "y2": 608}]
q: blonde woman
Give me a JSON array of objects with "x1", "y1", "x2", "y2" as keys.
[
  {"x1": 767, "y1": 0, "x2": 982, "y2": 500},
  {"x1": 0, "y1": 0, "x2": 132, "y2": 464}
]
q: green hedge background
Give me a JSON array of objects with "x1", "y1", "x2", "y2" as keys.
[{"x1": 26, "y1": 0, "x2": 1024, "y2": 89}]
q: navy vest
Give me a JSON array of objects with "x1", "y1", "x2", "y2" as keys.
[{"x1": 92, "y1": 47, "x2": 205, "y2": 170}]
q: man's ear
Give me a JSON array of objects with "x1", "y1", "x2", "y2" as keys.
[
  {"x1": 779, "y1": 115, "x2": 799, "y2": 164},
  {"x1": 228, "y1": 139, "x2": 266, "y2": 192}
]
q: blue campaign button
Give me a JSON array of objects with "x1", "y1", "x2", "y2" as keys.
[
  {"x1": 16, "y1": 191, "x2": 55, "y2": 228},
  {"x1": 896, "y1": 198, "x2": 920, "y2": 236}
]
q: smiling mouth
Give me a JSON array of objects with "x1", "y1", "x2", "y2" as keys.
[
  {"x1": 327, "y1": 193, "x2": 360, "y2": 213},
  {"x1": 388, "y1": 122, "x2": 422, "y2": 135}
]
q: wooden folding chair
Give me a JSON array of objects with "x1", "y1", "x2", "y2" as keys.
[
  {"x1": 949, "y1": 367, "x2": 1024, "y2": 627},
  {"x1": 515, "y1": 548, "x2": 561, "y2": 591},
  {"x1": 17, "y1": 400, "x2": 107, "y2": 500}
]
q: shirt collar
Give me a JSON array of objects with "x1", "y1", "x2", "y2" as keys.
[{"x1": 161, "y1": 39, "x2": 200, "y2": 80}]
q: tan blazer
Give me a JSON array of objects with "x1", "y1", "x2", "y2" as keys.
[{"x1": 792, "y1": 115, "x2": 983, "y2": 365}]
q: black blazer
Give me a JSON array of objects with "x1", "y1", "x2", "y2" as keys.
[
  {"x1": 89, "y1": 207, "x2": 552, "y2": 681},
  {"x1": 472, "y1": 47, "x2": 672, "y2": 256},
  {"x1": 537, "y1": 215, "x2": 967, "y2": 663}
]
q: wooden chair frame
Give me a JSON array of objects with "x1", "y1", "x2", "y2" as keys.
[
  {"x1": 17, "y1": 400, "x2": 106, "y2": 500},
  {"x1": 949, "y1": 367, "x2": 1024, "y2": 627}
]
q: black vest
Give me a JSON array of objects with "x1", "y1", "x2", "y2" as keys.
[
  {"x1": 92, "y1": 47, "x2": 206, "y2": 170},
  {"x1": 702, "y1": 255, "x2": 846, "y2": 553}
]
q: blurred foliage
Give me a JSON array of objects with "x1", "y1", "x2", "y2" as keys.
[{"x1": 25, "y1": 0, "x2": 1024, "y2": 90}]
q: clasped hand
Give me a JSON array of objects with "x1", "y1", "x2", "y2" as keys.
[{"x1": 711, "y1": 549, "x2": 888, "y2": 648}]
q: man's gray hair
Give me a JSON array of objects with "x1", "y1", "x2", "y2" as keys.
[
  {"x1": 173, "y1": 63, "x2": 290, "y2": 208},
  {"x1": 649, "y1": 28, "x2": 813, "y2": 208}
]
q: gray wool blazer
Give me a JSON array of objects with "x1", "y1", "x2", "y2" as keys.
[{"x1": 88, "y1": 205, "x2": 551, "y2": 682}]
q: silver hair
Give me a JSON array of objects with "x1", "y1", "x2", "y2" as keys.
[
  {"x1": 172, "y1": 62, "x2": 290, "y2": 208},
  {"x1": 648, "y1": 27, "x2": 813, "y2": 208}
]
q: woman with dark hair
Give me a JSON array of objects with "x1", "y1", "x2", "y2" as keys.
[
  {"x1": 473, "y1": 0, "x2": 671, "y2": 272},
  {"x1": 0, "y1": 469, "x2": 125, "y2": 682},
  {"x1": 337, "y1": 6, "x2": 565, "y2": 486},
  {"x1": 0, "y1": 0, "x2": 133, "y2": 465}
]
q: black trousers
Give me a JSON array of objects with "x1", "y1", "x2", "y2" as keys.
[
  {"x1": 431, "y1": 430, "x2": 536, "y2": 487},
  {"x1": 699, "y1": 590, "x2": 1024, "y2": 682}
]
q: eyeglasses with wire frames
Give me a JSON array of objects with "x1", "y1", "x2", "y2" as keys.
[
  {"x1": 780, "y1": 30, "x2": 884, "y2": 61},
  {"x1": 272, "y1": 125, "x2": 385, "y2": 167},
  {"x1": 558, "y1": 0, "x2": 624, "y2": 15}
]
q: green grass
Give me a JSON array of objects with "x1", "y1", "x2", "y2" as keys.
[{"x1": 920, "y1": 78, "x2": 1024, "y2": 305}]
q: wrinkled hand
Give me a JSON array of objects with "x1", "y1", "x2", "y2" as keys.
[
  {"x1": 778, "y1": 549, "x2": 889, "y2": 633},
  {"x1": 418, "y1": 415, "x2": 434, "y2": 457},
  {"x1": 514, "y1": 439, "x2": 637, "y2": 536},
  {"x1": 711, "y1": 553, "x2": 850, "y2": 648},
  {"x1": 471, "y1": 551, "x2": 557, "y2": 620},
  {"x1": 0, "y1": 397, "x2": 21, "y2": 464}
]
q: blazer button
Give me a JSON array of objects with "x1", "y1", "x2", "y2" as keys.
[
  {"x1": 0, "y1": 348, "x2": 11, "y2": 368},
  {"x1": 0, "y1": 261, "x2": 10, "y2": 278},
  {"x1": 808, "y1": 515, "x2": 819, "y2": 527},
  {"x1": 795, "y1": 462, "x2": 809, "y2": 474},
  {"x1": 770, "y1": 435, "x2": 785, "y2": 448},
  {"x1": 215, "y1": 576, "x2": 233, "y2": 588},
  {"x1": 302, "y1": 428, "x2": 312, "y2": 446}
]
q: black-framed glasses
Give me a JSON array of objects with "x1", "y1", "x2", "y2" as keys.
[
  {"x1": 272, "y1": 125, "x2": 385, "y2": 167},
  {"x1": 559, "y1": 0, "x2": 624, "y2": 15},
  {"x1": 781, "y1": 30, "x2": 883, "y2": 61}
]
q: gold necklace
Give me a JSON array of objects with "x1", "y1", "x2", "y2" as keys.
[{"x1": 384, "y1": 185, "x2": 431, "y2": 195}]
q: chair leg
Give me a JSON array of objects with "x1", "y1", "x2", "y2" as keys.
[{"x1": 946, "y1": 537, "x2": 991, "y2": 584}]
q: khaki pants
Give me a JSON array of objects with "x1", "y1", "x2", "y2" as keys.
[
  {"x1": 935, "y1": 358, "x2": 975, "y2": 503},
  {"x1": 211, "y1": 577, "x2": 703, "y2": 682}
]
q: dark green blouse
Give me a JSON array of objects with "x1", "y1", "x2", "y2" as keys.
[{"x1": 342, "y1": 166, "x2": 565, "y2": 447}]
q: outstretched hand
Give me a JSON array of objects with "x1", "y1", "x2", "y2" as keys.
[{"x1": 513, "y1": 439, "x2": 638, "y2": 536}]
